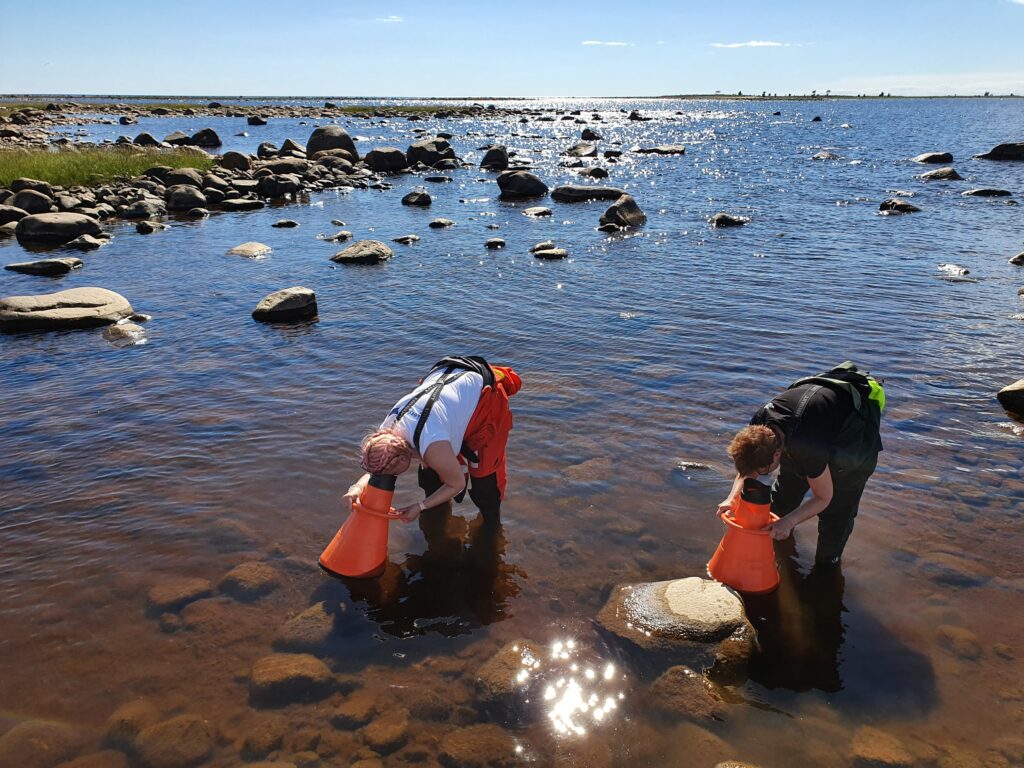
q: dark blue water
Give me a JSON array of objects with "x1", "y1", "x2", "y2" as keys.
[{"x1": 1, "y1": 98, "x2": 1022, "y2": 766}]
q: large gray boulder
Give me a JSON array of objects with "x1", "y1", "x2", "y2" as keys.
[
  {"x1": 975, "y1": 142, "x2": 1024, "y2": 161},
  {"x1": 997, "y1": 379, "x2": 1024, "y2": 417},
  {"x1": 330, "y1": 240, "x2": 393, "y2": 265},
  {"x1": 251, "y1": 287, "x2": 317, "y2": 323},
  {"x1": 0, "y1": 204, "x2": 29, "y2": 225},
  {"x1": 480, "y1": 145, "x2": 509, "y2": 171},
  {"x1": 10, "y1": 177, "x2": 54, "y2": 196},
  {"x1": 879, "y1": 198, "x2": 920, "y2": 214},
  {"x1": 307, "y1": 126, "x2": 358, "y2": 160},
  {"x1": 565, "y1": 141, "x2": 597, "y2": 158},
  {"x1": 497, "y1": 171, "x2": 548, "y2": 200},
  {"x1": 600, "y1": 194, "x2": 646, "y2": 228},
  {"x1": 259, "y1": 158, "x2": 309, "y2": 175},
  {"x1": 551, "y1": 185, "x2": 625, "y2": 203},
  {"x1": 406, "y1": 137, "x2": 456, "y2": 167},
  {"x1": 0, "y1": 287, "x2": 132, "y2": 332},
  {"x1": 165, "y1": 185, "x2": 206, "y2": 212},
  {"x1": 121, "y1": 200, "x2": 166, "y2": 219},
  {"x1": 364, "y1": 147, "x2": 408, "y2": 173},
  {"x1": 163, "y1": 167, "x2": 203, "y2": 188},
  {"x1": 10, "y1": 189, "x2": 53, "y2": 214},
  {"x1": 219, "y1": 150, "x2": 252, "y2": 171},
  {"x1": 189, "y1": 127, "x2": 221, "y2": 148},
  {"x1": 256, "y1": 174, "x2": 301, "y2": 199}
]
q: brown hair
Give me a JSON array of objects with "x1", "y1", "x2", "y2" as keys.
[
  {"x1": 727, "y1": 425, "x2": 780, "y2": 477},
  {"x1": 360, "y1": 428, "x2": 414, "y2": 475}
]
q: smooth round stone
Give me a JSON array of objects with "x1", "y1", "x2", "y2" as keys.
[
  {"x1": 484, "y1": 238, "x2": 505, "y2": 250},
  {"x1": 428, "y1": 218, "x2": 454, "y2": 229},
  {"x1": 330, "y1": 240, "x2": 393, "y2": 264},
  {"x1": 4, "y1": 258, "x2": 82, "y2": 276},
  {"x1": 0, "y1": 287, "x2": 133, "y2": 332},
  {"x1": 249, "y1": 653, "x2": 334, "y2": 707},
  {"x1": 532, "y1": 248, "x2": 568, "y2": 260},
  {"x1": 251, "y1": 287, "x2": 317, "y2": 323},
  {"x1": 228, "y1": 241, "x2": 272, "y2": 258}
]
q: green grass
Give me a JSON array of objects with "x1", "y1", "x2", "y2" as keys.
[{"x1": 0, "y1": 147, "x2": 214, "y2": 189}]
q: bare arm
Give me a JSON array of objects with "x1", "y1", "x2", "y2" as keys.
[
  {"x1": 717, "y1": 473, "x2": 748, "y2": 515},
  {"x1": 395, "y1": 441, "x2": 465, "y2": 522},
  {"x1": 767, "y1": 465, "x2": 834, "y2": 540},
  {"x1": 341, "y1": 472, "x2": 371, "y2": 514}
]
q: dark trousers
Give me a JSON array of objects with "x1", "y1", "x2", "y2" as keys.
[
  {"x1": 418, "y1": 466, "x2": 501, "y2": 526},
  {"x1": 772, "y1": 452, "x2": 879, "y2": 566}
]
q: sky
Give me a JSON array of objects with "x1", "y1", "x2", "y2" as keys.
[{"x1": 1, "y1": 0, "x2": 1023, "y2": 97}]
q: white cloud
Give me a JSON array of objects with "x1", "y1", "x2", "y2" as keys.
[
  {"x1": 374, "y1": 15, "x2": 403, "y2": 22},
  {"x1": 710, "y1": 40, "x2": 795, "y2": 48},
  {"x1": 581, "y1": 40, "x2": 633, "y2": 47},
  {"x1": 833, "y1": 70, "x2": 1024, "y2": 96}
]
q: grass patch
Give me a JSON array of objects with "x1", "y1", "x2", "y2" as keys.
[{"x1": 0, "y1": 147, "x2": 214, "y2": 189}]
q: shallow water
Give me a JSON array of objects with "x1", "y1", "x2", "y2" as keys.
[{"x1": 1, "y1": 97, "x2": 1023, "y2": 766}]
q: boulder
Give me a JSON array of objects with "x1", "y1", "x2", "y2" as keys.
[
  {"x1": 219, "y1": 150, "x2": 252, "y2": 171},
  {"x1": 480, "y1": 145, "x2": 509, "y2": 171},
  {"x1": 401, "y1": 190, "x2": 431, "y2": 207},
  {"x1": 812, "y1": 151, "x2": 840, "y2": 161},
  {"x1": 565, "y1": 142, "x2": 597, "y2": 158},
  {"x1": 5, "y1": 258, "x2": 82, "y2": 276},
  {"x1": 429, "y1": 218, "x2": 454, "y2": 229},
  {"x1": 257, "y1": 174, "x2": 301, "y2": 199},
  {"x1": 102, "y1": 322, "x2": 146, "y2": 347},
  {"x1": 709, "y1": 213, "x2": 749, "y2": 228},
  {"x1": 636, "y1": 145, "x2": 687, "y2": 155},
  {"x1": 361, "y1": 709, "x2": 409, "y2": 754},
  {"x1": 917, "y1": 552, "x2": 991, "y2": 587},
  {"x1": 975, "y1": 142, "x2": 1024, "y2": 161},
  {"x1": 273, "y1": 602, "x2": 336, "y2": 653},
  {"x1": 218, "y1": 561, "x2": 283, "y2": 597},
  {"x1": 551, "y1": 185, "x2": 625, "y2": 203},
  {"x1": 848, "y1": 726, "x2": 914, "y2": 768},
  {"x1": 331, "y1": 691, "x2": 380, "y2": 728},
  {"x1": 55, "y1": 750, "x2": 130, "y2": 768},
  {"x1": 533, "y1": 248, "x2": 568, "y2": 260},
  {"x1": 134, "y1": 715, "x2": 214, "y2": 768},
  {"x1": 364, "y1": 147, "x2": 408, "y2": 173},
  {"x1": 146, "y1": 578, "x2": 212, "y2": 613},
  {"x1": 497, "y1": 171, "x2": 548, "y2": 200},
  {"x1": 879, "y1": 198, "x2": 920, "y2": 214},
  {"x1": 66, "y1": 234, "x2": 104, "y2": 251},
  {"x1": 247, "y1": 115, "x2": 268, "y2": 126},
  {"x1": 524, "y1": 206, "x2": 551, "y2": 217},
  {"x1": 392, "y1": 234, "x2": 419, "y2": 245},
  {"x1": 595, "y1": 577, "x2": 755, "y2": 669},
  {"x1": 997, "y1": 379, "x2": 1024, "y2": 416},
  {"x1": 321, "y1": 230, "x2": 352, "y2": 242},
  {"x1": 406, "y1": 138, "x2": 456, "y2": 167},
  {"x1": 912, "y1": 152, "x2": 953, "y2": 164},
  {"x1": 530, "y1": 241, "x2": 555, "y2": 253},
  {"x1": 11, "y1": 177, "x2": 54, "y2": 196},
  {"x1": 249, "y1": 653, "x2": 335, "y2": 707},
  {"x1": 330, "y1": 240, "x2": 393, "y2": 265},
  {"x1": 280, "y1": 138, "x2": 305, "y2": 155},
  {"x1": 646, "y1": 665, "x2": 728, "y2": 722},
  {"x1": 439, "y1": 724, "x2": 518, "y2": 768},
  {"x1": 165, "y1": 185, "x2": 206, "y2": 212},
  {"x1": 134, "y1": 132, "x2": 160, "y2": 147},
  {"x1": 260, "y1": 158, "x2": 309, "y2": 175},
  {"x1": 272, "y1": 219, "x2": 299, "y2": 228},
  {"x1": 581, "y1": 128, "x2": 602, "y2": 141},
  {"x1": 307, "y1": 126, "x2": 358, "y2": 160},
  {"x1": 190, "y1": 128, "x2": 221, "y2": 148},
  {"x1": 476, "y1": 640, "x2": 545, "y2": 719},
  {"x1": 121, "y1": 200, "x2": 166, "y2": 220},
  {"x1": 962, "y1": 188, "x2": 1012, "y2": 197},
  {"x1": 0, "y1": 204, "x2": 29, "y2": 225},
  {"x1": 164, "y1": 131, "x2": 189, "y2": 146},
  {"x1": 257, "y1": 142, "x2": 278, "y2": 159},
  {"x1": 164, "y1": 168, "x2": 203, "y2": 188},
  {"x1": 220, "y1": 198, "x2": 265, "y2": 212},
  {"x1": 14, "y1": 211, "x2": 100, "y2": 244},
  {"x1": 600, "y1": 194, "x2": 646, "y2": 228},
  {"x1": 0, "y1": 287, "x2": 132, "y2": 332},
  {"x1": 0, "y1": 719, "x2": 86, "y2": 768},
  {"x1": 580, "y1": 166, "x2": 609, "y2": 179},
  {"x1": 10, "y1": 189, "x2": 53, "y2": 214},
  {"x1": 228, "y1": 242, "x2": 272, "y2": 258},
  {"x1": 918, "y1": 167, "x2": 962, "y2": 181},
  {"x1": 485, "y1": 238, "x2": 505, "y2": 249}
]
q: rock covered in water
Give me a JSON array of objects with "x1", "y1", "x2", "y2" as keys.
[
  {"x1": 273, "y1": 602, "x2": 337, "y2": 653},
  {"x1": 102, "y1": 322, "x2": 147, "y2": 347},
  {"x1": 709, "y1": 212, "x2": 749, "y2": 228},
  {"x1": 228, "y1": 241, "x2": 272, "y2": 258},
  {"x1": 879, "y1": 198, "x2": 920, "y2": 214},
  {"x1": 249, "y1": 653, "x2": 335, "y2": 707},
  {"x1": 918, "y1": 166, "x2": 962, "y2": 181},
  {"x1": 936, "y1": 624, "x2": 983, "y2": 660},
  {"x1": 596, "y1": 577, "x2": 755, "y2": 669},
  {"x1": 401, "y1": 190, "x2": 431, "y2": 207},
  {"x1": 15, "y1": 212, "x2": 101, "y2": 245},
  {"x1": 600, "y1": 194, "x2": 646, "y2": 228},
  {"x1": 912, "y1": 151, "x2": 953, "y2": 164},
  {"x1": 361, "y1": 709, "x2": 410, "y2": 754},
  {"x1": 962, "y1": 188, "x2": 1012, "y2": 197},
  {"x1": 480, "y1": 145, "x2": 509, "y2": 171},
  {"x1": 331, "y1": 240, "x2": 393, "y2": 264},
  {"x1": 848, "y1": 726, "x2": 915, "y2": 768},
  {"x1": 218, "y1": 561, "x2": 282, "y2": 598},
  {"x1": 133, "y1": 715, "x2": 214, "y2": 768},
  {"x1": 636, "y1": 144, "x2": 687, "y2": 155},
  {"x1": 56, "y1": 749, "x2": 130, "y2": 767},
  {"x1": 307, "y1": 126, "x2": 358, "y2": 160},
  {"x1": 439, "y1": 724, "x2": 518, "y2": 768},
  {"x1": 997, "y1": 379, "x2": 1024, "y2": 416},
  {"x1": 551, "y1": 185, "x2": 625, "y2": 203},
  {"x1": 331, "y1": 690, "x2": 381, "y2": 728},
  {"x1": 429, "y1": 218, "x2": 455, "y2": 229},
  {"x1": 475, "y1": 640, "x2": 544, "y2": 719},
  {"x1": 975, "y1": 142, "x2": 1024, "y2": 161},
  {"x1": 0, "y1": 720, "x2": 87, "y2": 768},
  {"x1": 103, "y1": 699, "x2": 161, "y2": 752},
  {"x1": 4, "y1": 257, "x2": 82, "y2": 276},
  {"x1": 485, "y1": 238, "x2": 505, "y2": 249},
  {"x1": 917, "y1": 551, "x2": 991, "y2": 587},
  {"x1": 146, "y1": 578, "x2": 212, "y2": 613},
  {"x1": 251, "y1": 287, "x2": 317, "y2": 323},
  {"x1": 0, "y1": 287, "x2": 133, "y2": 332},
  {"x1": 497, "y1": 171, "x2": 549, "y2": 200},
  {"x1": 645, "y1": 665, "x2": 729, "y2": 722}
]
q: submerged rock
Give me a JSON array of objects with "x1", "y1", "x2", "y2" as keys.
[
  {"x1": 135, "y1": 221, "x2": 167, "y2": 234},
  {"x1": 57, "y1": 749, "x2": 130, "y2": 768},
  {"x1": 936, "y1": 625, "x2": 983, "y2": 660},
  {"x1": 251, "y1": 287, "x2": 317, "y2": 323},
  {"x1": 146, "y1": 578, "x2": 212, "y2": 613},
  {"x1": 879, "y1": 198, "x2": 920, "y2": 214},
  {"x1": 709, "y1": 213, "x2": 749, "y2": 228},
  {"x1": 918, "y1": 167, "x2": 962, "y2": 181},
  {"x1": 66, "y1": 234, "x2": 104, "y2": 251},
  {"x1": 429, "y1": 218, "x2": 455, "y2": 228},
  {"x1": 600, "y1": 194, "x2": 646, "y2": 228},
  {"x1": 646, "y1": 665, "x2": 729, "y2": 722},
  {"x1": 975, "y1": 142, "x2": 1024, "y2": 161},
  {"x1": 636, "y1": 144, "x2": 687, "y2": 155},
  {"x1": 331, "y1": 690, "x2": 381, "y2": 728},
  {"x1": 361, "y1": 709, "x2": 410, "y2": 754},
  {"x1": 533, "y1": 248, "x2": 568, "y2": 260},
  {"x1": 475, "y1": 640, "x2": 544, "y2": 719},
  {"x1": 219, "y1": 561, "x2": 282, "y2": 598},
  {"x1": 962, "y1": 188, "x2": 1012, "y2": 197},
  {"x1": 917, "y1": 552, "x2": 991, "y2": 587},
  {"x1": 848, "y1": 726, "x2": 914, "y2": 768},
  {"x1": 4, "y1": 258, "x2": 82, "y2": 276},
  {"x1": 551, "y1": 185, "x2": 625, "y2": 203},
  {"x1": 249, "y1": 653, "x2": 335, "y2": 707},
  {"x1": 912, "y1": 151, "x2": 953, "y2": 164},
  {"x1": 134, "y1": 715, "x2": 214, "y2": 768},
  {"x1": 439, "y1": 724, "x2": 518, "y2": 768},
  {"x1": 0, "y1": 720, "x2": 87, "y2": 768},
  {"x1": 273, "y1": 602, "x2": 336, "y2": 653},
  {"x1": 997, "y1": 379, "x2": 1024, "y2": 416},
  {"x1": 15, "y1": 212, "x2": 101, "y2": 246},
  {"x1": 0, "y1": 287, "x2": 133, "y2": 332},
  {"x1": 103, "y1": 699, "x2": 161, "y2": 752}
]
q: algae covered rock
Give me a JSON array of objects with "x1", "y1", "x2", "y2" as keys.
[
  {"x1": 146, "y1": 578, "x2": 212, "y2": 613},
  {"x1": 439, "y1": 724, "x2": 518, "y2": 768},
  {"x1": 273, "y1": 602, "x2": 336, "y2": 653},
  {"x1": 249, "y1": 653, "x2": 334, "y2": 707},
  {"x1": 133, "y1": 715, "x2": 213, "y2": 768},
  {"x1": 0, "y1": 719, "x2": 87, "y2": 768},
  {"x1": 646, "y1": 665, "x2": 730, "y2": 722},
  {"x1": 218, "y1": 561, "x2": 282, "y2": 599},
  {"x1": 475, "y1": 639, "x2": 544, "y2": 718},
  {"x1": 103, "y1": 699, "x2": 160, "y2": 752}
]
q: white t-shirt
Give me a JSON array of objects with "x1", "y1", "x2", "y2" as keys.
[{"x1": 380, "y1": 369, "x2": 483, "y2": 456}]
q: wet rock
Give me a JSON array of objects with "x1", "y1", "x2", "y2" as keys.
[
  {"x1": 497, "y1": 171, "x2": 549, "y2": 200},
  {"x1": 272, "y1": 219, "x2": 299, "y2": 228},
  {"x1": 5, "y1": 258, "x2": 82, "y2": 276},
  {"x1": 102, "y1": 322, "x2": 147, "y2": 347},
  {"x1": 849, "y1": 726, "x2": 914, "y2": 767},
  {"x1": 249, "y1": 653, "x2": 335, "y2": 707},
  {"x1": 11, "y1": 188, "x2": 54, "y2": 214},
  {"x1": 580, "y1": 166, "x2": 609, "y2": 179},
  {"x1": 0, "y1": 720, "x2": 87, "y2": 768},
  {"x1": 962, "y1": 188, "x2": 1012, "y2": 197},
  {"x1": 122, "y1": 200, "x2": 166, "y2": 220},
  {"x1": 912, "y1": 151, "x2": 953, "y2": 164},
  {"x1": 66, "y1": 234, "x2": 104, "y2": 251},
  {"x1": 164, "y1": 185, "x2": 206, "y2": 212},
  {"x1": 135, "y1": 221, "x2": 167, "y2": 234},
  {"x1": 220, "y1": 150, "x2": 252, "y2": 171},
  {"x1": 529, "y1": 240, "x2": 555, "y2": 253},
  {"x1": 0, "y1": 287, "x2": 133, "y2": 332},
  {"x1": 565, "y1": 141, "x2": 597, "y2": 158},
  {"x1": 404, "y1": 687, "x2": 453, "y2": 721},
  {"x1": 476, "y1": 639, "x2": 544, "y2": 718},
  {"x1": 0, "y1": 204, "x2": 29, "y2": 225},
  {"x1": 812, "y1": 151, "x2": 840, "y2": 160},
  {"x1": 596, "y1": 577, "x2": 755, "y2": 669},
  {"x1": 15, "y1": 212, "x2": 101, "y2": 246},
  {"x1": 364, "y1": 147, "x2": 408, "y2": 173},
  {"x1": 993, "y1": 643, "x2": 1015, "y2": 660},
  {"x1": 524, "y1": 206, "x2": 551, "y2": 217},
  {"x1": 218, "y1": 561, "x2": 282, "y2": 598},
  {"x1": 273, "y1": 602, "x2": 335, "y2": 653},
  {"x1": 709, "y1": 212, "x2": 749, "y2": 228},
  {"x1": 54, "y1": 750, "x2": 129, "y2": 768},
  {"x1": 321, "y1": 230, "x2": 352, "y2": 242},
  {"x1": 998, "y1": 379, "x2": 1024, "y2": 416},
  {"x1": 918, "y1": 552, "x2": 991, "y2": 587},
  {"x1": 257, "y1": 173, "x2": 301, "y2": 199},
  {"x1": 247, "y1": 115, "x2": 268, "y2": 126},
  {"x1": 879, "y1": 198, "x2": 920, "y2": 214},
  {"x1": 0, "y1": 221, "x2": 18, "y2": 237},
  {"x1": 238, "y1": 714, "x2": 287, "y2": 759},
  {"x1": 425, "y1": 175, "x2": 453, "y2": 183},
  {"x1": 581, "y1": 128, "x2": 602, "y2": 141},
  {"x1": 331, "y1": 690, "x2": 380, "y2": 728},
  {"x1": 307, "y1": 126, "x2": 358, "y2": 160},
  {"x1": 937, "y1": 625, "x2": 983, "y2": 660},
  {"x1": 208, "y1": 518, "x2": 258, "y2": 550},
  {"x1": 146, "y1": 578, "x2": 212, "y2": 613},
  {"x1": 251, "y1": 288, "x2": 317, "y2": 324},
  {"x1": 439, "y1": 724, "x2": 517, "y2": 768},
  {"x1": 134, "y1": 715, "x2": 213, "y2": 768},
  {"x1": 228, "y1": 241, "x2": 272, "y2": 258},
  {"x1": 646, "y1": 665, "x2": 729, "y2": 722},
  {"x1": 636, "y1": 144, "x2": 687, "y2": 155},
  {"x1": 975, "y1": 142, "x2": 1024, "y2": 161},
  {"x1": 551, "y1": 185, "x2": 625, "y2": 203},
  {"x1": 480, "y1": 145, "x2": 509, "y2": 171},
  {"x1": 392, "y1": 234, "x2": 419, "y2": 245},
  {"x1": 919, "y1": 167, "x2": 962, "y2": 181},
  {"x1": 485, "y1": 238, "x2": 505, "y2": 249},
  {"x1": 163, "y1": 167, "x2": 202, "y2": 188},
  {"x1": 401, "y1": 190, "x2": 431, "y2": 207},
  {"x1": 533, "y1": 248, "x2": 568, "y2": 260},
  {"x1": 331, "y1": 240, "x2": 394, "y2": 264},
  {"x1": 429, "y1": 218, "x2": 455, "y2": 228},
  {"x1": 599, "y1": 194, "x2": 646, "y2": 228},
  {"x1": 407, "y1": 137, "x2": 456, "y2": 167},
  {"x1": 628, "y1": 110, "x2": 651, "y2": 121},
  {"x1": 1010, "y1": 253, "x2": 1024, "y2": 266},
  {"x1": 360, "y1": 709, "x2": 409, "y2": 754},
  {"x1": 103, "y1": 699, "x2": 161, "y2": 751}
]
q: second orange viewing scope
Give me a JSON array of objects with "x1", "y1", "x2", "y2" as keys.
[
  {"x1": 707, "y1": 477, "x2": 780, "y2": 594},
  {"x1": 319, "y1": 474, "x2": 401, "y2": 579}
]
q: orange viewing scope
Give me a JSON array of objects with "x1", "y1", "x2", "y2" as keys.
[
  {"x1": 320, "y1": 474, "x2": 401, "y2": 579},
  {"x1": 707, "y1": 478, "x2": 780, "y2": 594}
]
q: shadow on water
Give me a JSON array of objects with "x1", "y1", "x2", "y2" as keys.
[
  {"x1": 314, "y1": 505, "x2": 525, "y2": 640},
  {"x1": 739, "y1": 537, "x2": 937, "y2": 715}
]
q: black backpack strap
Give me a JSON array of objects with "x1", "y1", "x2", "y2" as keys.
[
  {"x1": 389, "y1": 366, "x2": 470, "y2": 454},
  {"x1": 429, "y1": 355, "x2": 495, "y2": 388}
]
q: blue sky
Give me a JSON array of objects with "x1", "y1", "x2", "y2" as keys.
[{"x1": 2, "y1": 0, "x2": 1023, "y2": 97}]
